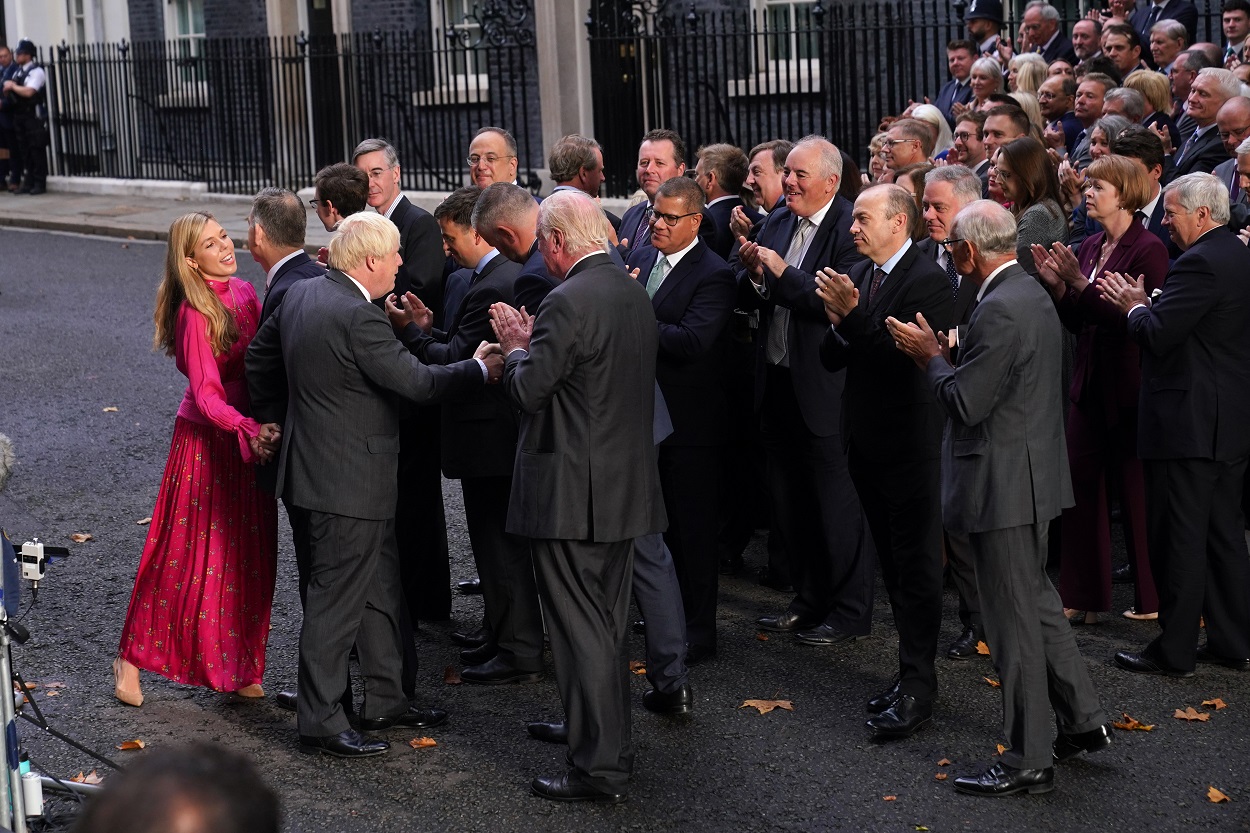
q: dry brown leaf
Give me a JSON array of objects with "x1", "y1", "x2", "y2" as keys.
[
  {"x1": 976, "y1": 641, "x2": 991, "y2": 655},
  {"x1": 934, "y1": 772, "x2": 948, "y2": 780},
  {"x1": 1174, "y1": 706, "x2": 1210, "y2": 722},
  {"x1": 102, "y1": 407, "x2": 119, "y2": 413},
  {"x1": 1112, "y1": 712, "x2": 1155, "y2": 731},
  {"x1": 70, "y1": 772, "x2": 86, "y2": 783},
  {"x1": 1203, "y1": 698, "x2": 1228, "y2": 710},
  {"x1": 1208, "y1": 786, "x2": 1230, "y2": 804},
  {"x1": 44, "y1": 682, "x2": 67, "y2": 689},
  {"x1": 740, "y1": 699, "x2": 794, "y2": 714},
  {"x1": 45, "y1": 690, "x2": 60, "y2": 697},
  {"x1": 996, "y1": 743, "x2": 1007, "y2": 755},
  {"x1": 82, "y1": 770, "x2": 103, "y2": 785},
  {"x1": 136, "y1": 517, "x2": 152, "y2": 526},
  {"x1": 115, "y1": 739, "x2": 145, "y2": 751},
  {"x1": 936, "y1": 758, "x2": 951, "y2": 766},
  {"x1": 408, "y1": 737, "x2": 437, "y2": 749},
  {"x1": 17, "y1": 681, "x2": 37, "y2": 691},
  {"x1": 442, "y1": 665, "x2": 462, "y2": 685},
  {"x1": 629, "y1": 660, "x2": 647, "y2": 675},
  {"x1": 882, "y1": 795, "x2": 897, "y2": 801},
  {"x1": 69, "y1": 533, "x2": 92, "y2": 543},
  {"x1": 984, "y1": 676, "x2": 1001, "y2": 688},
  {"x1": 756, "y1": 632, "x2": 770, "y2": 641}
]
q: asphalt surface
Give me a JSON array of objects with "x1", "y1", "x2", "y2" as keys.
[{"x1": 0, "y1": 225, "x2": 1247, "y2": 833}]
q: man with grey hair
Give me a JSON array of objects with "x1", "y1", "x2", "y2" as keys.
[
  {"x1": 1101, "y1": 173, "x2": 1250, "y2": 678},
  {"x1": 475, "y1": 181, "x2": 555, "y2": 312},
  {"x1": 1149, "y1": 19, "x2": 1189, "y2": 74},
  {"x1": 1103, "y1": 87, "x2": 1147, "y2": 122},
  {"x1": 1173, "y1": 67, "x2": 1241, "y2": 175},
  {"x1": 814, "y1": 184, "x2": 951, "y2": 739},
  {"x1": 548, "y1": 133, "x2": 619, "y2": 230},
  {"x1": 1209, "y1": 96, "x2": 1250, "y2": 209},
  {"x1": 468, "y1": 125, "x2": 520, "y2": 189},
  {"x1": 1022, "y1": 1, "x2": 1076, "y2": 64},
  {"x1": 1171, "y1": 49, "x2": 1215, "y2": 144},
  {"x1": 888, "y1": 200, "x2": 1109, "y2": 796},
  {"x1": 736, "y1": 135, "x2": 873, "y2": 648},
  {"x1": 489, "y1": 190, "x2": 664, "y2": 803},
  {"x1": 247, "y1": 212, "x2": 502, "y2": 759}
]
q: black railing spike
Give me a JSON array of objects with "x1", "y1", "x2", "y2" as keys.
[
  {"x1": 57, "y1": 40, "x2": 69, "y2": 59},
  {"x1": 813, "y1": 1, "x2": 827, "y2": 22},
  {"x1": 295, "y1": 31, "x2": 307, "y2": 51},
  {"x1": 371, "y1": 28, "x2": 383, "y2": 46},
  {"x1": 685, "y1": 3, "x2": 699, "y2": 28},
  {"x1": 585, "y1": 10, "x2": 594, "y2": 33},
  {"x1": 117, "y1": 38, "x2": 128, "y2": 56}
]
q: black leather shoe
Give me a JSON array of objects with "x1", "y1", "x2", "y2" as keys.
[
  {"x1": 1196, "y1": 646, "x2": 1250, "y2": 671},
  {"x1": 866, "y1": 678, "x2": 901, "y2": 715},
  {"x1": 354, "y1": 706, "x2": 449, "y2": 731},
  {"x1": 27, "y1": 184, "x2": 45, "y2": 196},
  {"x1": 794, "y1": 624, "x2": 869, "y2": 646},
  {"x1": 953, "y1": 762, "x2": 1054, "y2": 796},
  {"x1": 459, "y1": 642, "x2": 498, "y2": 665},
  {"x1": 643, "y1": 682, "x2": 693, "y2": 715},
  {"x1": 1111, "y1": 563, "x2": 1133, "y2": 584},
  {"x1": 1053, "y1": 723, "x2": 1112, "y2": 762},
  {"x1": 526, "y1": 721, "x2": 569, "y2": 744},
  {"x1": 299, "y1": 729, "x2": 389, "y2": 758},
  {"x1": 1114, "y1": 650, "x2": 1194, "y2": 677},
  {"x1": 275, "y1": 690, "x2": 298, "y2": 712},
  {"x1": 631, "y1": 620, "x2": 646, "y2": 635},
  {"x1": 756, "y1": 611, "x2": 820, "y2": 633},
  {"x1": 530, "y1": 772, "x2": 626, "y2": 804},
  {"x1": 947, "y1": 627, "x2": 982, "y2": 660},
  {"x1": 461, "y1": 656, "x2": 544, "y2": 685},
  {"x1": 450, "y1": 626, "x2": 491, "y2": 649},
  {"x1": 684, "y1": 643, "x2": 717, "y2": 666},
  {"x1": 866, "y1": 695, "x2": 932, "y2": 738}
]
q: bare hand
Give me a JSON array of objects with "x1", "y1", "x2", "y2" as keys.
[
  {"x1": 814, "y1": 268, "x2": 859, "y2": 325},
  {"x1": 316, "y1": 246, "x2": 329, "y2": 267},
  {"x1": 392, "y1": 292, "x2": 432, "y2": 332},
  {"x1": 1058, "y1": 159, "x2": 1084, "y2": 202},
  {"x1": 251, "y1": 422, "x2": 282, "y2": 463},
  {"x1": 1149, "y1": 121, "x2": 1174, "y2": 156},
  {"x1": 737, "y1": 238, "x2": 764, "y2": 282},
  {"x1": 885, "y1": 313, "x2": 943, "y2": 369},
  {"x1": 730, "y1": 205, "x2": 754, "y2": 240},
  {"x1": 1239, "y1": 227, "x2": 1250, "y2": 246},
  {"x1": 951, "y1": 101, "x2": 970, "y2": 120},
  {"x1": 1030, "y1": 241, "x2": 1085, "y2": 298},
  {"x1": 474, "y1": 341, "x2": 504, "y2": 383},
  {"x1": 489, "y1": 302, "x2": 534, "y2": 354},
  {"x1": 756, "y1": 245, "x2": 787, "y2": 280},
  {"x1": 1098, "y1": 272, "x2": 1148, "y2": 314},
  {"x1": 1043, "y1": 122, "x2": 1066, "y2": 151}
]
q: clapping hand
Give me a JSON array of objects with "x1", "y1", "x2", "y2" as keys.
[
  {"x1": 489, "y1": 302, "x2": 534, "y2": 355},
  {"x1": 1097, "y1": 271, "x2": 1148, "y2": 314},
  {"x1": 730, "y1": 205, "x2": 754, "y2": 240},
  {"x1": 814, "y1": 268, "x2": 858, "y2": 326},
  {"x1": 885, "y1": 313, "x2": 944, "y2": 369},
  {"x1": 1029, "y1": 241, "x2": 1085, "y2": 298},
  {"x1": 385, "y1": 291, "x2": 433, "y2": 333},
  {"x1": 1149, "y1": 121, "x2": 1174, "y2": 156}
]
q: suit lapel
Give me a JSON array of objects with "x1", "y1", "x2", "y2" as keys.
[
  {"x1": 652, "y1": 242, "x2": 702, "y2": 309},
  {"x1": 865, "y1": 244, "x2": 918, "y2": 315}
]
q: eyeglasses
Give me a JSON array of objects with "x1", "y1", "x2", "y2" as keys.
[
  {"x1": 307, "y1": 198, "x2": 322, "y2": 209},
  {"x1": 650, "y1": 210, "x2": 701, "y2": 226},
  {"x1": 952, "y1": 131, "x2": 978, "y2": 141},
  {"x1": 467, "y1": 154, "x2": 516, "y2": 166},
  {"x1": 883, "y1": 138, "x2": 919, "y2": 147},
  {"x1": 1218, "y1": 125, "x2": 1250, "y2": 140},
  {"x1": 991, "y1": 166, "x2": 1013, "y2": 180},
  {"x1": 938, "y1": 237, "x2": 966, "y2": 250}
]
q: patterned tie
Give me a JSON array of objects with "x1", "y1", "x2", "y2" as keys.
[
  {"x1": 645, "y1": 255, "x2": 670, "y2": 298},
  {"x1": 868, "y1": 267, "x2": 887, "y2": 303},
  {"x1": 1146, "y1": 5, "x2": 1162, "y2": 27},
  {"x1": 1232, "y1": 170, "x2": 1242, "y2": 203},
  {"x1": 764, "y1": 218, "x2": 815, "y2": 366},
  {"x1": 942, "y1": 251, "x2": 959, "y2": 299},
  {"x1": 632, "y1": 205, "x2": 653, "y2": 251},
  {"x1": 1175, "y1": 130, "x2": 1199, "y2": 166}
]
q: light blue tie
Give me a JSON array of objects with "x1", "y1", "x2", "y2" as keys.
[{"x1": 646, "y1": 255, "x2": 670, "y2": 298}]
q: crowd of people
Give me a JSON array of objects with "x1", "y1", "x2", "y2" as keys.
[
  {"x1": 0, "y1": 39, "x2": 48, "y2": 195},
  {"x1": 104, "y1": 0, "x2": 1250, "y2": 806}
]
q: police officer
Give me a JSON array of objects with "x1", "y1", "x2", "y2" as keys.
[{"x1": 2, "y1": 40, "x2": 47, "y2": 195}]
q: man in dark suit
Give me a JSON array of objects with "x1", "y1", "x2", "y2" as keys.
[
  {"x1": 1132, "y1": 0, "x2": 1199, "y2": 54},
  {"x1": 626, "y1": 175, "x2": 737, "y2": 666},
  {"x1": 490, "y1": 190, "x2": 665, "y2": 803},
  {"x1": 918, "y1": 166, "x2": 986, "y2": 658},
  {"x1": 1172, "y1": 68, "x2": 1238, "y2": 176},
  {"x1": 735, "y1": 136, "x2": 873, "y2": 645},
  {"x1": 1102, "y1": 173, "x2": 1250, "y2": 676},
  {"x1": 1022, "y1": 1, "x2": 1077, "y2": 64},
  {"x1": 933, "y1": 40, "x2": 977, "y2": 126},
  {"x1": 475, "y1": 182, "x2": 558, "y2": 314},
  {"x1": 618, "y1": 129, "x2": 716, "y2": 256},
  {"x1": 386, "y1": 186, "x2": 544, "y2": 687},
  {"x1": 815, "y1": 185, "x2": 952, "y2": 739},
  {"x1": 548, "y1": 133, "x2": 620, "y2": 232},
  {"x1": 1039, "y1": 76, "x2": 1083, "y2": 157},
  {"x1": 889, "y1": 201, "x2": 1109, "y2": 797},
  {"x1": 694, "y1": 143, "x2": 749, "y2": 260},
  {"x1": 352, "y1": 138, "x2": 454, "y2": 624},
  {"x1": 952, "y1": 112, "x2": 991, "y2": 196},
  {"x1": 246, "y1": 213, "x2": 502, "y2": 758},
  {"x1": 1209, "y1": 96, "x2": 1250, "y2": 202},
  {"x1": 310, "y1": 162, "x2": 368, "y2": 234}
]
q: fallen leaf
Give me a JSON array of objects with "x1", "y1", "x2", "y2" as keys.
[
  {"x1": 976, "y1": 641, "x2": 991, "y2": 655},
  {"x1": 69, "y1": 533, "x2": 92, "y2": 543},
  {"x1": 17, "y1": 681, "x2": 37, "y2": 691},
  {"x1": 756, "y1": 632, "x2": 769, "y2": 641},
  {"x1": 102, "y1": 407, "x2": 119, "y2": 413},
  {"x1": 1208, "y1": 786, "x2": 1230, "y2": 804},
  {"x1": 996, "y1": 743, "x2": 1007, "y2": 755},
  {"x1": 44, "y1": 690, "x2": 60, "y2": 697},
  {"x1": 882, "y1": 795, "x2": 897, "y2": 801},
  {"x1": 629, "y1": 660, "x2": 647, "y2": 675},
  {"x1": 408, "y1": 737, "x2": 437, "y2": 749},
  {"x1": 984, "y1": 676, "x2": 1001, "y2": 688},
  {"x1": 44, "y1": 682, "x2": 67, "y2": 689},
  {"x1": 115, "y1": 739, "x2": 145, "y2": 751},
  {"x1": 1112, "y1": 712, "x2": 1155, "y2": 731},
  {"x1": 442, "y1": 665, "x2": 461, "y2": 685},
  {"x1": 934, "y1": 772, "x2": 948, "y2": 780},
  {"x1": 121, "y1": 243, "x2": 129, "y2": 249},
  {"x1": 740, "y1": 699, "x2": 794, "y2": 714},
  {"x1": 937, "y1": 758, "x2": 951, "y2": 766},
  {"x1": 1174, "y1": 707, "x2": 1210, "y2": 722},
  {"x1": 915, "y1": 828, "x2": 929, "y2": 832},
  {"x1": 136, "y1": 517, "x2": 152, "y2": 526},
  {"x1": 1203, "y1": 698, "x2": 1228, "y2": 710},
  {"x1": 82, "y1": 770, "x2": 103, "y2": 785},
  {"x1": 70, "y1": 772, "x2": 86, "y2": 783}
]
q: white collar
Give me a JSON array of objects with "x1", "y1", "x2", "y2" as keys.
[
  {"x1": 706, "y1": 194, "x2": 738, "y2": 207},
  {"x1": 976, "y1": 259, "x2": 1018, "y2": 302},
  {"x1": 265, "y1": 250, "x2": 302, "y2": 290},
  {"x1": 1139, "y1": 186, "x2": 1162, "y2": 223},
  {"x1": 382, "y1": 192, "x2": 404, "y2": 219},
  {"x1": 655, "y1": 235, "x2": 700, "y2": 271},
  {"x1": 876, "y1": 237, "x2": 912, "y2": 274},
  {"x1": 341, "y1": 271, "x2": 372, "y2": 301},
  {"x1": 801, "y1": 195, "x2": 837, "y2": 228}
]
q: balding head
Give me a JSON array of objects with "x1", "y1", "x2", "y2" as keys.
[{"x1": 472, "y1": 182, "x2": 540, "y2": 263}]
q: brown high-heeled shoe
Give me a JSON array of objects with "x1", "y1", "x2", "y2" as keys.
[{"x1": 112, "y1": 657, "x2": 144, "y2": 707}]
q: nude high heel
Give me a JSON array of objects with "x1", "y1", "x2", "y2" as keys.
[{"x1": 112, "y1": 657, "x2": 144, "y2": 707}]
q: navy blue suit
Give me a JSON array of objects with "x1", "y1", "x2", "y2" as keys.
[
  {"x1": 1173, "y1": 125, "x2": 1229, "y2": 177},
  {"x1": 1039, "y1": 34, "x2": 1077, "y2": 65},
  {"x1": 934, "y1": 78, "x2": 974, "y2": 126},
  {"x1": 1130, "y1": 0, "x2": 1198, "y2": 56},
  {"x1": 703, "y1": 197, "x2": 745, "y2": 260},
  {"x1": 627, "y1": 241, "x2": 737, "y2": 653}
]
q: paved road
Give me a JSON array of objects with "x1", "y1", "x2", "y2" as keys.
[{"x1": 0, "y1": 227, "x2": 1246, "y2": 832}]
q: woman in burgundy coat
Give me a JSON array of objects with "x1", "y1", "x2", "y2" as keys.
[{"x1": 1031, "y1": 154, "x2": 1168, "y2": 625}]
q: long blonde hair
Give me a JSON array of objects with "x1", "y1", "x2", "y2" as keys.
[{"x1": 153, "y1": 212, "x2": 240, "y2": 357}]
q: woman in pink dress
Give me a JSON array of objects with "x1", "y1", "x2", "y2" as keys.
[{"x1": 113, "y1": 212, "x2": 281, "y2": 706}]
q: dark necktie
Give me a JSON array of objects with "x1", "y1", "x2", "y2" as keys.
[
  {"x1": 1135, "y1": 209, "x2": 1148, "y2": 228},
  {"x1": 632, "y1": 205, "x2": 653, "y2": 251},
  {"x1": 1232, "y1": 170, "x2": 1242, "y2": 203},
  {"x1": 1175, "y1": 130, "x2": 1199, "y2": 166},
  {"x1": 868, "y1": 267, "x2": 887, "y2": 303},
  {"x1": 1146, "y1": 5, "x2": 1162, "y2": 27},
  {"x1": 942, "y1": 251, "x2": 959, "y2": 299}
]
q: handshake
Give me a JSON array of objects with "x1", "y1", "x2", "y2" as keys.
[{"x1": 250, "y1": 423, "x2": 282, "y2": 465}]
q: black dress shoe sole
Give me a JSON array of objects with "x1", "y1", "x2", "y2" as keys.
[
  {"x1": 1114, "y1": 653, "x2": 1194, "y2": 677},
  {"x1": 530, "y1": 783, "x2": 627, "y2": 804},
  {"x1": 643, "y1": 699, "x2": 693, "y2": 715},
  {"x1": 1053, "y1": 732, "x2": 1112, "y2": 762},
  {"x1": 867, "y1": 715, "x2": 932, "y2": 738},
  {"x1": 1196, "y1": 650, "x2": 1250, "y2": 671},
  {"x1": 462, "y1": 671, "x2": 544, "y2": 686},
  {"x1": 795, "y1": 633, "x2": 870, "y2": 646},
  {"x1": 527, "y1": 728, "x2": 569, "y2": 744},
  {"x1": 299, "y1": 741, "x2": 388, "y2": 759},
  {"x1": 954, "y1": 779, "x2": 1054, "y2": 796}
]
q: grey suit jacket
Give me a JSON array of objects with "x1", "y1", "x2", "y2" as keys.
[
  {"x1": 504, "y1": 252, "x2": 666, "y2": 542},
  {"x1": 927, "y1": 263, "x2": 1074, "y2": 533},
  {"x1": 246, "y1": 270, "x2": 482, "y2": 520}
]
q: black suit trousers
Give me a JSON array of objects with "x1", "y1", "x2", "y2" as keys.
[
  {"x1": 396, "y1": 406, "x2": 450, "y2": 620},
  {"x1": 760, "y1": 365, "x2": 873, "y2": 632},
  {"x1": 658, "y1": 444, "x2": 722, "y2": 650},
  {"x1": 1143, "y1": 456, "x2": 1250, "y2": 669},
  {"x1": 461, "y1": 475, "x2": 544, "y2": 670},
  {"x1": 848, "y1": 446, "x2": 943, "y2": 701}
]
